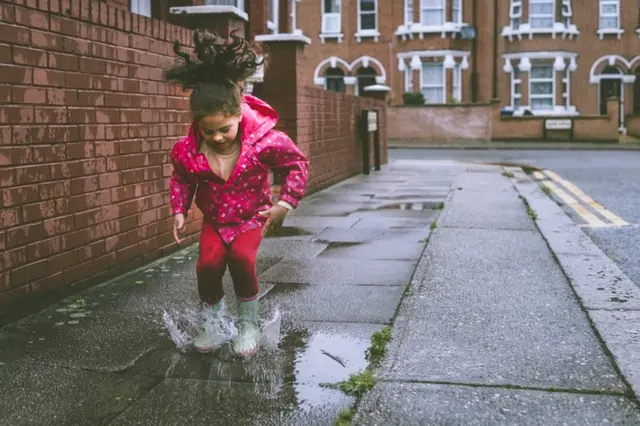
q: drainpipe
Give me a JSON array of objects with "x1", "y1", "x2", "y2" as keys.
[
  {"x1": 492, "y1": 0, "x2": 498, "y2": 100},
  {"x1": 471, "y1": 0, "x2": 477, "y2": 102}
]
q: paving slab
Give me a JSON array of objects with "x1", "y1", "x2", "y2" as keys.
[
  {"x1": 110, "y1": 379, "x2": 352, "y2": 426},
  {"x1": 281, "y1": 216, "x2": 362, "y2": 228},
  {"x1": 318, "y1": 238, "x2": 427, "y2": 261},
  {"x1": 439, "y1": 187, "x2": 536, "y2": 231},
  {"x1": 589, "y1": 311, "x2": 640, "y2": 401},
  {"x1": 381, "y1": 228, "x2": 624, "y2": 392},
  {"x1": 289, "y1": 202, "x2": 377, "y2": 217},
  {"x1": 351, "y1": 213, "x2": 438, "y2": 229},
  {"x1": 354, "y1": 383, "x2": 640, "y2": 426},
  {"x1": 258, "y1": 259, "x2": 417, "y2": 286},
  {"x1": 0, "y1": 363, "x2": 159, "y2": 426},
  {"x1": 555, "y1": 252, "x2": 640, "y2": 310},
  {"x1": 261, "y1": 283, "x2": 404, "y2": 324},
  {"x1": 313, "y1": 227, "x2": 430, "y2": 243},
  {"x1": 258, "y1": 239, "x2": 329, "y2": 260}
]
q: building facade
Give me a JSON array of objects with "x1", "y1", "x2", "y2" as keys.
[{"x1": 113, "y1": 0, "x2": 640, "y2": 131}]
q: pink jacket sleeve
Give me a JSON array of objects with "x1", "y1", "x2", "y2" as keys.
[
  {"x1": 258, "y1": 132, "x2": 309, "y2": 209},
  {"x1": 169, "y1": 145, "x2": 196, "y2": 216}
]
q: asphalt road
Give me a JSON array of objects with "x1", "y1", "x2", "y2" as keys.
[{"x1": 390, "y1": 148, "x2": 640, "y2": 289}]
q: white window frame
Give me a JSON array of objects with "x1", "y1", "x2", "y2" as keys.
[
  {"x1": 405, "y1": 0, "x2": 414, "y2": 25},
  {"x1": 530, "y1": 0, "x2": 555, "y2": 29},
  {"x1": 267, "y1": 0, "x2": 279, "y2": 34},
  {"x1": 204, "y1": 0, "x2": 245, "y2": 9},
  {"x1": 405, "y1": 68, "x2": 413, "y2": 92},
  {"x1": 452, "y1": 64, "x2": 462, "y2": 102},
  {"x1": 511, "y1": 66, "x2": 522, "y2": 110},
  {"x1": 130, "y1": 0, "x2": 151, "y2": 17},
  {"x1": 356, "y1": 0, "x2": 380, "y2": 41},
  {"x1": 510, "y1": 0, "x2": 522, "y2": 29},
  {"x1": 321, "y1": 0, "x2": 343, "y2": 42},
  {"x1": 561, "y1": 0, "x2": 572, "y2": 26},
  {"x1": 598, "y1": 0, "x2": 623, "y2": 39},
  {"x1": 421, "y1": 0, "x2": 445, "y2": 27},
  {"x1": 529, "y1": 64, "x2": 555, "y2": 111},
  {"x1": 420, "y1": 62, "x2": 446, "y2": 104},
  {"x1": 451, "y1": 0, "x2": 462, "y2": 24}
]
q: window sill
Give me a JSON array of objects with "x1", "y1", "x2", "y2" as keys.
[
  {"x1": 395, "y1": 22, "x2": 467, "y2": 40},
  {"x1": 355, "y1": 30, "x2": 380, "y2": 42},
  {"x1": 319, "y1": 32, "x2": 344, "y2": 43},
  {"x1": 501, "y1": 23, "x2": 579, "y2": 40},
  {"x1": 597, "y1": 28, "x2": 624, "y2": 40}
]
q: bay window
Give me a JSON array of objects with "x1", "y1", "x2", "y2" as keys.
[
  {"x1": 510, "y1": 0, "x2": 522, "y2": 29},
  {"x1": 405, "y1": 0, "x2": 414, "y2": 25},
  {"x1": 529, "y1": 64, "x2": 554, "y2": 111},
  {"x1": 130, "y1": 0, "x2": 151, "y2": 17},
  {"x1": 267, "y1": 0, "x2": 278, "y2": 33},
  {"x1": 511, "y1": 67, "x2": 522, "y2": 110},
  {"x1": 421, "y1": 62, "x2": 445, "y2": 104}
]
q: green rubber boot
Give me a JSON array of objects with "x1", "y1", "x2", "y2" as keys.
[
  {"x1": 233, "y1": 299, "x2": 260, "y2": 358},
  {"x1": 193, "y1": 299, "x2": 226, "y2": 354}
]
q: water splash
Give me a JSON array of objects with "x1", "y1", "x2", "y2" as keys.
[{"x1": 161, "y1": 303, "x2": 282, "y2": 354}]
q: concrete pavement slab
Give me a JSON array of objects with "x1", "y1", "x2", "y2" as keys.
[
  {"x1": 589, "y1": 311, "x2": 640, "y2": 402},
  {"x1": 0, "y1": 363, "x2": 159, "y2": 426},
  {"x1": 110, "y1": 379, "x2": 352, "y2": 426},
  {"x1": 281, "y1": 216, "x2": 362, "y2": 228},
  {"x1": 312, "y1": 227, "x2": 430, "y2": 243},
  {"x1": 258, "y1": 259, "x2": 417, "y2": 286},
  {"x1": 261, "y1": 283, "x2": 404, "y2": 323},
  {"x1": 555, "y1": 253, "x2": 640, "y2": 310},
  {"x1": 354, "y1": 383, "x2": 639, "y2": 426},
  {"x1": 318, "y1": 238, "x2": 426, "y2": 261},
  {"x1": 381, "y1": 228, "x2": 624, "y2": 391}
]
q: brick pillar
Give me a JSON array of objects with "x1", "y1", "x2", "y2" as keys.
[
  {"x1": 248, "y1": 0, "x2": 269, "y2": 40},
  {"x1": 257, "y1": 34, "x2": 311, "y2": 142},
  {"x1": 168, "y1": 5, "x2": 248, "y2": 38},
  {"x1": 520, "y1": 72, "x2": 529, "y2": 111},
  {"x1": 413, "y1": 0, "x2": 420, "y2": 23},
  {"x1": 446, "y1": 68, "x2": 454, "y2": 103}
]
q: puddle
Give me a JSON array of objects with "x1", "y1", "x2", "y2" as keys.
[{"x1": 376, "y1": 202, "x2": 433, "y2": 211}]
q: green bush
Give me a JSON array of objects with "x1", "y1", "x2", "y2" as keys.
[{"x1": 403, "y1": 92, "x2": 425, "y2": 105}]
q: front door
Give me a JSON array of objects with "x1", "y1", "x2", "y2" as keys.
[{"x1": 600, "y1": 77, "x2": 622, "y2": 128}]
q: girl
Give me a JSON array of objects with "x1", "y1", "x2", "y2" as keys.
[{"x1": 164, "y1": 30, "x2": 309, "y2": 358}]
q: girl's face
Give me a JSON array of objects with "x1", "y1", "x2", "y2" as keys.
[{"x1": 198, "y1": 113, "x2": 242, "y2": 152}]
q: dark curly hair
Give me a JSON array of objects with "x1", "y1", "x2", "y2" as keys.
[{"x1": 163, "y1": 29, "x2": 266, "y2": 119}]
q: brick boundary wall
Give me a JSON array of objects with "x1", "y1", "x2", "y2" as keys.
[
  {"x1": 0, "y1": 0, "x2": 202, "y2": 318},
  {"x1": 0, "y1": 1, "x2": 389, "y2": 320}
]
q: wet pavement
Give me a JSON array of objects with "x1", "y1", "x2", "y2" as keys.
[{"x1": 2, "y1": 158, "x2": 640, "y2": 425}]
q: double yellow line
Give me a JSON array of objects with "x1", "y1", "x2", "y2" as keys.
[{"x1": 532, "y1": 170, "x2": 629, "y2": 228}]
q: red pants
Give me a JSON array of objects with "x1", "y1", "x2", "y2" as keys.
[{"x1": 196, "y1": 221, "x2": 262, "y2": 305}]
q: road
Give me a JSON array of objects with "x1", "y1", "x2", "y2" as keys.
[{"x1": 391, "y1": 148, "x2": 640, "y2": 289}]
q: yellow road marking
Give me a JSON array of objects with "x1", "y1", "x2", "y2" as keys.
[
  {"x1": 543, "y1": 170, "x2": 629, "y2": 226},
  {"x1": 540, "y1": 180, "x2": 607, "y2": 226},
  {"x1": 532, "y1": 171, "x2": 547, "y2": 180}
]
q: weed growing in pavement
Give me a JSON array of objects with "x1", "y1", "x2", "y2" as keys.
[
  {"x1": 437, "y1": 202, "x2": 445, "y2": 209},
  {"x1": 541, "y1": 186, "x2": 552, "y2": 196},
  {"x1": 366, "y1": 326, "x2": 393, "y2": 367},
  {"x1": 502, "y1": 171, "x2": 515, "y2": 178},
  {"x1": 335, "y1": 407, "x2": 356, "y2": 426},
  {"x1": 337, "y1": 369, "x2": 376, "y2": 399},
  {"x1": 430, "y1": 221, "x2": 437, "y2": 230}
]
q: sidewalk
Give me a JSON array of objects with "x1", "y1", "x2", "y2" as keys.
[{"x1": 1, "y1": 159, "x2": 639, "y2": 425}]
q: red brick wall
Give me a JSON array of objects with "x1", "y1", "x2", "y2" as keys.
[
  {"x1": 0, "y1": 0, "x2": 203, "y2": 314},
  {"x1": 388, "y1": 104, "x2": 492, "y2": 143},
  {"x1": 295, "y1": 87, "x2": 388, "y2": 193},
  {"x1": 627, "y1": 115, "x2": 640, "y2": 139}
]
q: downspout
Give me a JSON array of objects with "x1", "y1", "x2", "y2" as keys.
[
  {"x1": 492, "y1": 0, "x2": 498, "y2": 100},
  {"x1": 471, "y1": 0, "x2": 477, "y2": 102}
]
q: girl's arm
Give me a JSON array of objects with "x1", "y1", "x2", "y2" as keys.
[
  {"x1": 258, "y1": 132, "x2": 309, "y2": 209},
  {"x1": 169, "y1": 145, "x2": 196, "y2": 216}
]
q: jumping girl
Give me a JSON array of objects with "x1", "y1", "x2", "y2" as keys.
[{"x1": 164, "y1": 30, "x2": 309, "y2": 358}]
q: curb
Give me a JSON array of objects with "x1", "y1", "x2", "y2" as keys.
[{"x1": 508, "y1": 166, "x2": 640, "y2": 403}]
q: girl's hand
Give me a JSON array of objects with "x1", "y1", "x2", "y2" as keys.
[
  {"x1": 173, "y1": 213, "x2": 186, "y2": 245},
  {"x1": 259, "y1": 205, "x2": 289, "y2": 237}
]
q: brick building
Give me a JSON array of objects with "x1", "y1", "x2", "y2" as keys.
[{"x1": 286, "y1": 0, "x2": 640, "y2": 133}]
